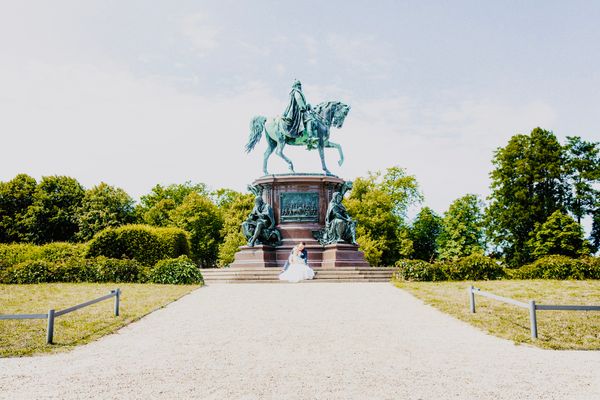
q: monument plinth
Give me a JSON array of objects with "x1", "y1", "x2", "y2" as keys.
[{"x1": 231, "y1": 173, "x2": 369, "y2": 269}]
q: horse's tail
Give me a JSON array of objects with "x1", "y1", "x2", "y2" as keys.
[{"x1": 245, "y1": 116, "x2": 267, "y2": 153}]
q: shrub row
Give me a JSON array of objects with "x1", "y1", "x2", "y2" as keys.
[
  {"x1": 394, "y1": 254, "x2": 600, "y2": 282},
  {"x1": 86, "y1": 224, "x2": 191, "y2": 267},
  {"x1": 394, "y1": 254, "x2": 506, "y2": 282},
  {"x1": 0, "y1": 256, "x2": 203, "y2": 285},
  {"x1": 0, "y1": 242, "x2": 87, "y2": 270},
  {"x1": 510, "y1": 255, "x2": 600, "y2": 280}
]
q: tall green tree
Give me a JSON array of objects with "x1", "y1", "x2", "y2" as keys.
[
  {"x1": 409, "y1": 207, "x2": 442, "y2": 261},
  {"x1": 487, "y1": 128, "x2": 568, "y2": 266},
  {"x1": 437, "y1": 194, "x2": 485, "y2": 260},
  {"x1": 169, "y1": 192, "x2": 223, "y2": 267},
  {"x1": 564, "y1": 136, "x2": 599, "y2": 224},
  {"x1": 0, "y1": 174, "x2": 37, "y2": 243},
  {"x1": 346, "y1": 167, "x2": 421, "y2": 266},
  {"x1": 215, "y1": 190, "x2": 254, "y2": 267},
  {"x1": 136, "y1": 182, "x2": 208, "y2": 224},
  {"x1": 22, "y1": 176, "x2": 85, "y2": 243},
  {"x1": 528, "y1": 210, "x2": 589, "y2": 258},
  {"x1": 76, "y1": 183, "x2": 136, "y2": 241}
]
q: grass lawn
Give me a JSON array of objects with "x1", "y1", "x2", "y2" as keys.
[
  {"x1": 0, "y1": 283, "x2": 199, "y2": 357},
  {"x1": 394, "y1": 280, "x2": 600, "y2": 350}
]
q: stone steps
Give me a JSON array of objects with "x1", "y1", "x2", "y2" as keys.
[{"x1": 201, "y1": 267, "x2": 394, "y2": 284}]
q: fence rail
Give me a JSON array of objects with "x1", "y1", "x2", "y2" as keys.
[
  {"x1": 468, "y1": 285, "x2": 600, "y2": 339},
  {"x1": 0, "y1": 289, "x2": 120, "y2": 344}
]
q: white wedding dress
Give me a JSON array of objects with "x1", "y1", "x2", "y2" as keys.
[{"x1": 279, "y1": 253, "x2": 315, "y2": 283}]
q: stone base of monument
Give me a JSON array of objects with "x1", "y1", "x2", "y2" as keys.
[
  {"x1": 321, "y1": 243, "x2": 370, "y2": 268},
  {"x1": 230, "y1": 245, "x2": 279, "y2": 268},
  {"x1": 231, "y1": 242, "x2": 369, "y2": 269},
  {"x1": 229, "y1": 173, "x2": 370, "y2": 272}
]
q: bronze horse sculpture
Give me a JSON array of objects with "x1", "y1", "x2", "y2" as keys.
[{"x1": 245, "y1": 101, "x2": 351, "y2": 176}]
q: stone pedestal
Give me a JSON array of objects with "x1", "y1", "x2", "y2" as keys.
[
  {"x1": 231, "y1": 245, "x2": 278, "y2": 268},
  {"x1": 230, "y1": 174, "x2": 370, "y2": 269},
  {"x1": 322, "y1": 243, "x2": 370, "y2": 268}
]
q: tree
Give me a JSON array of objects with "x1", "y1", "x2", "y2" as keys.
[
  {"x1": 142, "y1": 199, "x2": 177, "y2": 227},
  {"x1": 379, "y1": 166, "x2": 423, "y2": 219},
  {"x1": 591, "y1": 209, "x2": 600, "y2": 253},
  {"x1": 487, "y1": 128, "x2": 568, "y2": 266},
  {"x1": 169, "y1": 192, "x2": 223, "y2": 267},
  {"x1": 564, "y1": 136, "x2": 599, "y2": 224},
  {"x1": 409, "y1": 207, "x2": 442, "y2": 261},
  {"x1": 0, "y1": 174, "x2": 37, "y2": 243},
  {"x1": 136, "y1": 182, "x2": 208, "y2": 224},
  {"x1": 22, "y1": 176, "x2": 85, "y2": 243},
  {"x1": 216, "y1": 190, "x2": 254, "y2": 266},
  {"x1": 345, "y1": 167, "x2": 421, "y2": 266},
  {"x1": 76, "y1": 183, "x2": 136, "y2": 241},
  {"x1": 438, "y1": 194, "x2": 485, "y2": 260},
  {"x1": 528, "y1": 210, "x2": 589, "y2": 258}
]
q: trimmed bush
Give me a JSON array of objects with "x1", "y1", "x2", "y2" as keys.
[
  {"x1": 514, "y1": 255, "x2": 599, "y2": 280},
  {"x1": 394, "y1": 259, "x2": 448, "y2": 282},
  {"x1": 3, "y1": 260, "x2": 53, "y2": 284},
  {"x1": 37, "y1": 242, "x2": 87, "y2": 263},
  {"x1": 394, "y1": 255, "x2": 506, "y2": 282},
  {"x1": 0, "y1": 242, "x2": 86, "y2": 270},
  {"x1": 51, "y1": 259, "x2": 98, "y2": 283},
  {"x1": 446, "y1": 254, "x2": 506, "y2": 281},
  {"x1": 579, "y1": 257, "x2": 600, "y2": 279},
  {"x1": 86, "y1": 224, "x2": 190, "y2": 267},
  {"x1": 149, "y1": 256, "x2": 204, "y2": 285},
  {"x1": 93, "y1": 257, "x2": 146, "y2": 283},
  {"x1": 1, "y1": 256, "x2": 147, "y2": 284}
]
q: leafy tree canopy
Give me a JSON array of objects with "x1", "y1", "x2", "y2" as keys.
[
  {"x1": 169, "y1": 192, "x2": 223, "y2": 267},
  {"x1": 486, "y1": 127, "x2": 568, "y2": 266},
  {"x1": 76, "y1": 182, "x2": 136, "y2": 241},
  {"x1": 216, "y1": 190, "x2": 254, "y2": 267},
  {"x1": 22, "y1": 176, "x2": 85, "y2": 244},
  {"x1": 137, "y1": 181, "x2": 208, "y2": 224},
  {"x1": 0, "y1": 174, "x2": 37, "y2": 243},
  {"x1": 409, "y1": 207, "x2": 442, "y2": 262},
  {"x1": 528, "y1": 210, "x2": 589, "y2": 259},
  {"x1": 438, "y1": 194, "x2": 485, "y2": 260},
  {"x1": 346, "y1": 166, "x2": 421, "y2": 266}
]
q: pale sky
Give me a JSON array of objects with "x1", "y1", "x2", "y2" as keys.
[{"x1": 1, "y1": 1, "x2": 599, "y2": 217}]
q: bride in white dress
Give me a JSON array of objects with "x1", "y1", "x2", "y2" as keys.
[{"x1": 279, "y1": 244, "x2": 315, "y2": 283}]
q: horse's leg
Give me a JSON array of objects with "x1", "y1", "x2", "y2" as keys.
[
  {"x1": 275, "y1": 142, "x2": 295, "y2": 172},
  {"x1": 318, "y1": 142, "x2": 333, "y2": 175},
  {"x1": 263, "y1": 135, "x2": 277, "y2": 175},
  {"x1": 325, "y1": 141, "x2": 344, "y2": 166}
]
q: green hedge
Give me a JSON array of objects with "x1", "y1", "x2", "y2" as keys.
[
  {"x1": 1, "y1": 260, "x2": 54, "y2": 284},
  {"x1": 394, "y1": 255, "x2": 506, "y2": 282},
  {"x1": 445, "y1": 254, "x2": 506, "y2": 281},
  {"x1": 0, "y1": 242, "x2": 86, "y2": 270},
  {"x1": 394, "y1": 259, "x2": 448, "y2": 281},
  {"x1": 512, "y1": 255, "x2": 600, "y2": 280},
  {"x1": 394, "y1": 254, "x2": 600, "y2": 282},
  {"x1": 149, "y1": 256, "x2": 204, "y2": 285},
  {"x1": 1, "y1": 257, "x2": 147, "y2": 284},
  {"x1": 86, "y1": 224, "x2": 191, "y2": 267}
]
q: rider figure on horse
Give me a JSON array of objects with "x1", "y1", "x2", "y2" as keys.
[{"x1": 282, "y1": 79, "x2": 319, "y2": 149}]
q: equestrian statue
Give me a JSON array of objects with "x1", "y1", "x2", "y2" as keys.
[{"x1": 245, "y1": 79, "x2": 351, "y2": 176}]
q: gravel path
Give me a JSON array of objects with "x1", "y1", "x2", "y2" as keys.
[{"x1": 1, "y1": 283, "x2": 599, "y2": 399}]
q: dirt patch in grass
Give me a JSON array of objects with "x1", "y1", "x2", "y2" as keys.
[
  {"x1": 0, "y1": 283, "x2": 199, "y2": 357},
  {"x1": 395, "y1": 280, "x2": 600, "y2": 350}
]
